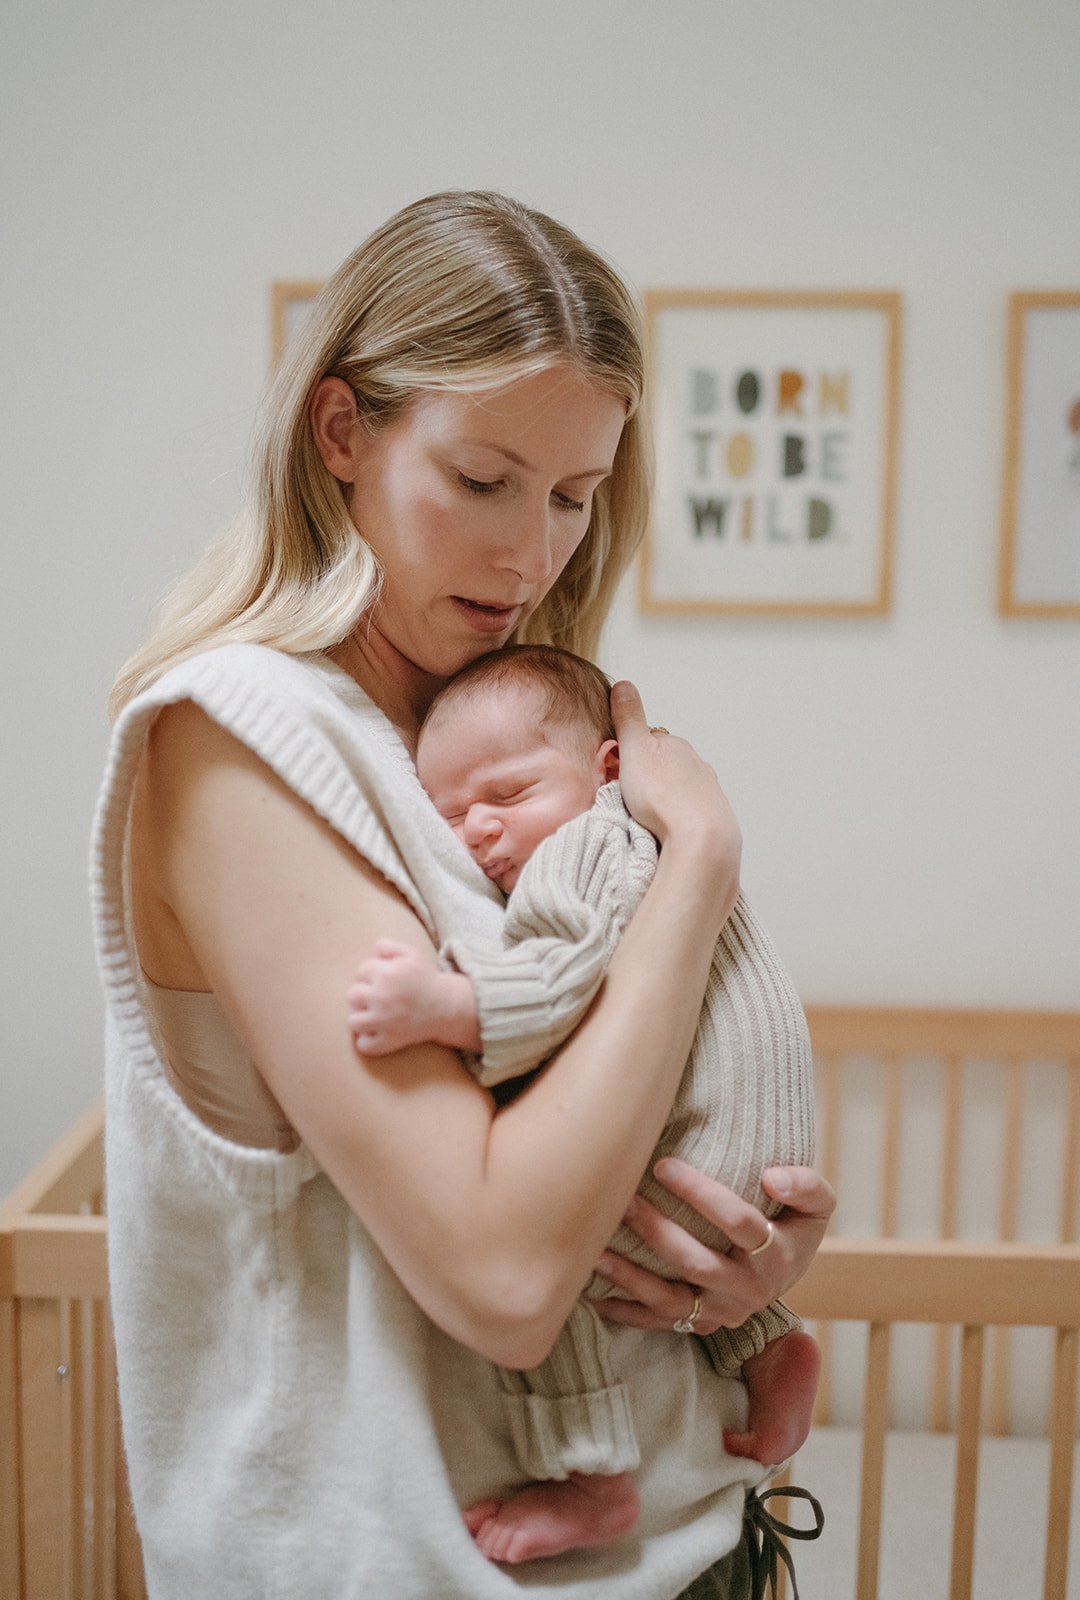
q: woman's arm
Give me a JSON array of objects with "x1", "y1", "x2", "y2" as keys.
[
  {"x1": 137, "y1": 684, "x2": 739, "y2": 1371},
  {"x1": 593, "y1": 1163, "x2": 836, "y2": 1333}
]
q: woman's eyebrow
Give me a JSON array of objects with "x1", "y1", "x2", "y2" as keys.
[{"x1": 467, "y1": 441, "x2": 612, "y2": 480}]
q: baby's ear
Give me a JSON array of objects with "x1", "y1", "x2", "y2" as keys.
[{"x1": 596, "y1": 738, "x2": 619, "y2": 782}]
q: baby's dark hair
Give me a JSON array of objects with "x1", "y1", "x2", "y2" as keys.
[{"x1": 421, "y1": 644, "x2": 616, "y2": 752}]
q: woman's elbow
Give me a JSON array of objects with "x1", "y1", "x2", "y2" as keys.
[{"x1": 446, "y1": 1260, "x2": 576, "y2": 1369}]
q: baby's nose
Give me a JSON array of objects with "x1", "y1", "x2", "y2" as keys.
[{"x1": 463, "y1": 806, "x2": 501, "y2": 846}]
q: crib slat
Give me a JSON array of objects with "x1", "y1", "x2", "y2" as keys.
[
  {"x1": 1, "y1": 1296, "x2": 21, "y2": 1600},
  {"x1": 879, "y1": 1055, "x2": 903, "y2": 1239},
  {"x1": 989, "y1": 1058, "x2": 1025, "y2": 1437},
  {"x1": 93, "y1": 1298, "x2": 117, "y2": 1600},
  {"x1": 19, "y1": 1298, "x2": 70, "y2": 1600},
  {"x1": 932, "y1": 1057, "x2": 965, "y2": 1432},
  {"x1": 1061, "y1": 1061, "x2": 1080, "y2": 1244},
  {"x1": 948, "y1": 1324, "x2": 984, "y2": 1600},
  {"x1": 856, "y1": 1322, "x2": 891, "y2": 1600},
  {"x1": 59, "y1": 1299, "x2": 85, "y2": 1600},
  {"x1": 1044, "y1": 1326, "x2": 1079, "y2": 1600}
]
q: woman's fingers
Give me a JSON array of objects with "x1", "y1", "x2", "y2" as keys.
[
  {"x1": 592, "y1": 1250, "x2": 713, "y2": 1333},
  {"x1": 621, "y1": 1195, "x2": 741, "y2": 1284},
  {"x1": 651, "y1": 1160, "x2": 772, "y2": 1251},
  {"x1": 761, "y1": 1164, "x2": 837, "y2": 1222}
]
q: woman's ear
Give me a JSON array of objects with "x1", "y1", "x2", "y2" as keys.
[
  {"x1": 596, "y1": 738, "x2": 619, "y2": 782},
  {"x1": 310, "y1": 377, "x2": 363, "y2": 482}
]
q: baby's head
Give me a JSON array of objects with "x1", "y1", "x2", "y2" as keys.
[{"x1": 417, "y1": 645, "x2": 619, "y2": 893}]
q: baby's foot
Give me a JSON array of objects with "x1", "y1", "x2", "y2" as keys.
[
  {"x1": 463, "y1": 1471, "x2": 640, "y2": 1564},
  {"x1": 724, "y1": 1329, "x2": 821, "y2": 1466}
]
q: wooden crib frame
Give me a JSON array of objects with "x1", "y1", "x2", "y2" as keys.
[{"x1": 2, "y1": 1007, "x2": 1078, "y2": 1600}]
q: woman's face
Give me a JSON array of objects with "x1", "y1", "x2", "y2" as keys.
[{"x1": 341, "y1": 365, "x2": 626, "y2": 682}]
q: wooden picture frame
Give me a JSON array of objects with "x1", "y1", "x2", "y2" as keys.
[
  {"x1": 998, "y1": 291, "x2": 1080, "y2": 618},
  {"x1": 640, "y1": 289, "x2": 902, "y2": 617},
  {"x1": 270, "y1": 280, "x2": 324, "y2": 369}
]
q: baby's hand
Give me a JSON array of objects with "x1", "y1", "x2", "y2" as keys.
[
  {"x1": 347, "y1": 939, "x2": 483, "y2": 1057},
  {"x1": 347, "y1": 939, "x2": 442, "y2": 1056}
]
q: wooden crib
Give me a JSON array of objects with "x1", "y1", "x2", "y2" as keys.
[{"x1": 2, "y1": 1007, "x2": 1078, "y2": 1600}]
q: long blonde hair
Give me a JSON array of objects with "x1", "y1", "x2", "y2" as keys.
[{"x1": 111, "y1": 190, "x2": 651, "y2": 718}]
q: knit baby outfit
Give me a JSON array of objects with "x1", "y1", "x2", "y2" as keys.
[{"x1": 446, "y1": 782, "x2": 814, "y2": 1480}]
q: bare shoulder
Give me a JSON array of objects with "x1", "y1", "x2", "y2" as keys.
[{"x1": 132, "y1": 697, "x2": 418, "y2": 988}]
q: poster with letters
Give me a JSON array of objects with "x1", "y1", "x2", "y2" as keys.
[
  {"x1": 641, "y1": 290, "x2": 901, "y2": 616},
  {"x1": 999, "y1": 292, "x2": 1080, "y2": 617}
]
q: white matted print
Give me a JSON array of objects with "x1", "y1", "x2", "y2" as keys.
[
  {"x1": 999, "y1": 292, "x2": 1080, "y2": 617},
  {"x1": 641, "y1": 291, "x2": 901, "y2": 616},
  {"x1": 270, "y1": 280, "x2": 324, "y2": 369}
]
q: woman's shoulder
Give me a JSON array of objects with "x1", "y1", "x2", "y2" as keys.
[
  {"x1": 120, "y1": 644, "x2": 407, "y2": 775},
  {"x1": 138, "y1": 643, "x2": 373, "y2": 721}
]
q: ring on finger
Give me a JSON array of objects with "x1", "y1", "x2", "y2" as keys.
[
  {"x1": 748, "y1": 1220, "x2": 774, "y2": 1257},
  {"x1": 649, "y1": 725, "x2": 670, "y2": 736},
  {"x1": 672, "y1": 1289, "x2": 703, "y2": 1333}
]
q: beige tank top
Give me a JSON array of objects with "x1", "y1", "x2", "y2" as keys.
[{"x1": 145, "y1": 980, "x2": 299, "y2": 1152}]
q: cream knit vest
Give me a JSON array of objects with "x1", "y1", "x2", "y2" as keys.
[{"x1": 91, "y1": 644, "x2": 761, "y2": 1600}]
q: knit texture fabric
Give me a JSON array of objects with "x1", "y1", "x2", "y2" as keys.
[
  {"x1": 90, "y1": 644, "x2": 763, "y2": 1600},
  {"x1": 448, "y1": 784, "x2": 814, "y2": 1478}
]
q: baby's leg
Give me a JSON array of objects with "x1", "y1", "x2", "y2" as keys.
[
  {"x1": 463, "y1": 1473, "x2": 640, "y2": 1565},
  {"x1": 723, "y1": 1329, "x2": 821, "y2": 1466},
  {"x1": 465, "y1": 1298, "x2": 642, "y2": 1562}
]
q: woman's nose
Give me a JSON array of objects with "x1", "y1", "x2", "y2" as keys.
[{"x1": 498, "y1": 506, "x2": 555, "y2": 584}]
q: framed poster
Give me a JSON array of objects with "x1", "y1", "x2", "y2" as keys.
[
  {"x1": 998, "y1": 291, "x2": 1080, "y2": 618},
  {"x1": 270, "y1": 280, "x2": 324, "y2": 369},
  {"x1": 641, "y1": 290, "x2": 902, "y2": 616}
]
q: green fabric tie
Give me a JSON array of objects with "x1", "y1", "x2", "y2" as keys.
[{"x1": 743, "y1": 1483, "x2": 825, "y2": 1600}]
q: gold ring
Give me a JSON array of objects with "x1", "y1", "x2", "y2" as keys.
[
  {"x1": 748, "y1": 1220, "x2": 774, "y2": 1257},
  {"x1": 650, "y1": 725, "x2": 670, "y2": 736},
  {"x1": 673, "y1": 1290, "x2": 703, "y2": 1333}
]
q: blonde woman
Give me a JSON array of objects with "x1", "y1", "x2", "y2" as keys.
[{"x1": 94, "y1": 191, "x2": 834, "y2": 1600}]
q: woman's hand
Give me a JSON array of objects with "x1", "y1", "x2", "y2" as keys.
[
  {"x1": 592, "y1": 1161, "x2": 835, "y2": 1336},
  {"x1": 610, "y1": 682, "x2": 741, "y2": 894}
]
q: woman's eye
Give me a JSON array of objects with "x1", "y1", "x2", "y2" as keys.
[
  {"x1": 554, "y1": 491, "x2": 587, "y2": 514},
  {"x1": 458, "y1": 474, "x2": 499, "y2": 496}
]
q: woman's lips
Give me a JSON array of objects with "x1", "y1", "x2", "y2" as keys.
[{"x1": 451, "y1": 597, "x2": 523, "y2": 633}]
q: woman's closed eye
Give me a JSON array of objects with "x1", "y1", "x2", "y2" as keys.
[
  {"x1": 553, "y1": 490, "x2": 586, "y2": 514},
  {"x1": 457, "y1": 473, "x2": 586, "y2": 515},
  {"x1": 458, "y1": 473, "x2": 500, "y2": 497}
]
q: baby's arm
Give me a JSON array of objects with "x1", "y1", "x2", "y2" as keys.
[
  {"x1": 447, "y1": 799, "x2": 655, "y2": 1087},
  {"x1": 347, "y1": 939, "x2": 482, "y2": 1055}
]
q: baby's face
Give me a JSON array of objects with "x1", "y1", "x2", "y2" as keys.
[{"x1": 417, "y1": 684, "x2": 615, "y2": 893}]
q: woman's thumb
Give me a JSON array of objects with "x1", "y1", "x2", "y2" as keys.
[{"x1": 610, "y1": 679, "x2": 647, "y2": 738}]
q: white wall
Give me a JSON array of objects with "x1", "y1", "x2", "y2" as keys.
[{"x1": 3, "y1": 0, "x2": 1078, "y2": 1197}]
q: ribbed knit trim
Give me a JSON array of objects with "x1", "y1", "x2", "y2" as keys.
[
  {"x1": 501, "y1": 1385, "x2": 642, "y2": 1479},
  {"x1": 703, "y1": 1301, "x2": 803, "y2": 1377}
]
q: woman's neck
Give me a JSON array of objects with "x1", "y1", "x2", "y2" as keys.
[{"x1": 328, "y1": 626, "x2": 445, "y2": 756}]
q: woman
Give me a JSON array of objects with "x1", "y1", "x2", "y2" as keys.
[{"x1": 94, "y1": 190, "x2": 833, "y2": 1599}]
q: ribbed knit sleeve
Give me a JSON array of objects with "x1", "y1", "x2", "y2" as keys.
[{"x1": 444, "y1": 784, "x2": 657, "y2": 1087}]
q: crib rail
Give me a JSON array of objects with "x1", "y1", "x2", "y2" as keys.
[
  {"x1": 788, "y1": 1241, "x2": 1080, "y2": 1600},
  {"x1": 0, "y1": 1102, "x2": 144, "y2": 1600},
  {"x1": 793, "y1": 1004, "x2": 1080, "y2": 1600},
  {"x1": 2, "y1": 1006, "x2": 1078, "y2": 1600}
]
